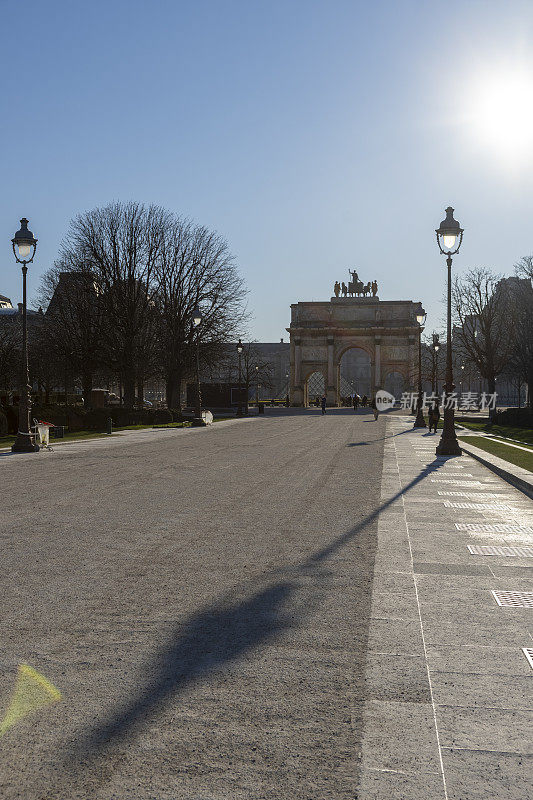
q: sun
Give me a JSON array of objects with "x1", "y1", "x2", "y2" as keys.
[{"x1": 463, "y1": 63, "x2": 533, "y2": 160}]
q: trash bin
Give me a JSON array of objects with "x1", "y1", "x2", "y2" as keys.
[
  {"x1": 52, "y1": 426, "x2": 65, "y2": 439},
  {"x1": 106, "y1": 417, "x2": 113, "y2": 435}
]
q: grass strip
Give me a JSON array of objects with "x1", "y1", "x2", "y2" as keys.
[
  {"x1": 458, "y1": 435, "x2": 533, "y2": 473},
  {"x1": 458, "y1": 421, "x2": 533, "y2": 446}
]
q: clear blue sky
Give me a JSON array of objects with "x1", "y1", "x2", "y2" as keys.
[{"x1": 2, "y1": 0, "x2": 533, "y2": 339}]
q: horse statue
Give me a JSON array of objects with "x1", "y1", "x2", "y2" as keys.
[{"x1": 348, "y1": 279, "x2": 364, "y2": 296}]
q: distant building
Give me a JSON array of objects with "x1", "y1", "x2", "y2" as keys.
[{"x1": 0, "y1": 294, "x2": 13, "y2": 309}]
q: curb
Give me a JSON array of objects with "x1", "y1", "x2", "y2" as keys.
[{"x1": 460, "y1": 441, "x2": 533, "y2": 500}]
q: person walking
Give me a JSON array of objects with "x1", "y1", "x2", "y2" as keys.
[
  {"x1": 353, "y1": 394, "x2": 359, "y2": 411},
  {"x1": 428, "y1": 403, "x2": 440, "y2": 433},
  {"x1": 321, "y1": 395, "x2": 327, "y2": 415},
  {"x1": 361, "y1": 394, "x2": 368, "y2": 407},
  {"x1": 371, "y1": 396, "x2": 379, "y2": 421}
]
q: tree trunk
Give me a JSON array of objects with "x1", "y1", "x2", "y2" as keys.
[
  {"x1": 82, "y1": 372, "x2": 93, "y2": 409},
  {"x1": 166, "y1": 369, "x2": 182, "y2": 410},
  {"x1": 137, "y1": 375, "x2": 144, "y2": 406},
  {"x1": 123, "y1": 369, "x2": 136, "y2": 408}
]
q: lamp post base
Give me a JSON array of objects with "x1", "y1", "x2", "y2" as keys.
[
  {"x1": 436, "y1": 409, "x2": 462, "y2": 456},
  {"x1": 413, "y1": 408, "x2": 427, "y2": 428},
  {"x1": 436, "y1": 439, "x2": 462, "y2": 456},
  {"x1": 11, "y1": 435, "x2": 39, "y2": 453}
]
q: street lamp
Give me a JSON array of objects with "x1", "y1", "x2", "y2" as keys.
[
  {"x1": 191, "y1": 305, "x2": 204, "y2": 426},
  {"x1": 11, "y1": 218, "x2": 39, "y2": 453},
  {"x1": 236, "y1": 338, "x2": 243, "y2": 416},
  {"x1": 432, "y1": 334, "x2": 440, "y2": 395},
  {"x1": 413, "y1": 305, "x2": 427, "y2": 428},
  {"x1": 435, "y1": 207, "x2": 463, "y2": 456},
  {"x1": 255, "y1": 364, "x2": 259, "y2": 409}
]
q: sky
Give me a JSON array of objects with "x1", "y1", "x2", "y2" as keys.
[{"x1": 1, "y1": 0, "x2": 533, "y2": 341}]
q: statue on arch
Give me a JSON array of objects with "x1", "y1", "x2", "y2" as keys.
[
  {"x1": 371, "y1": 279, "x2": 378, "y2": 297},
  {"x1": 334, "y1": 280, "x2": 341, "y2": 297},
  {"x1": 341, "y1": 281, "x2": 348, "y2": 297},
  {"x1": 349, "y1": 269, "x2": 359, "y2": 284}
]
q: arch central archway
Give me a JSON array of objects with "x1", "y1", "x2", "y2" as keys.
[{"x1": 338, "y1": 347, "x2": 372, "y2": 404}]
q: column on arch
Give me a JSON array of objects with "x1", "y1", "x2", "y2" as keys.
[
  {"x1": 374, "y1": 338, "x2": 381, "y2": 393},
  {"x1": 326, "y1": 337, "x2": 337, "y2": 406},
  {"x1": 291, "y1": 338, "x2": 304, "y2": 406}
]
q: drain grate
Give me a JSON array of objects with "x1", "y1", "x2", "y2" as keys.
[
  {"x1": 468, "y1": 545, "x2": 533, "y2": 557},
  {"x1": 523, "y1": 648, "x2": 533, "y2": 669},
  {"x1": 431, "y1": 479, "x2": 482, "y2": 486},
  {"x1": 492, "y1": 590, "x2": 533, "y2": 608},
  {"x1": 444, "y1": 501, "x2": 513, "y2": 511},
  {"x1": 436, "y1": 472, "x2": 473, "y2": 477},
  {"x1": 456, "y1": 523, "x2": 533, "y2": 533},
  {"x1": 438, "y1": 491, "x2": 513, "y2": 500}
]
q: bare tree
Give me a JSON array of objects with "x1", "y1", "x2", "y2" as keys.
[
  {"x1": 452, "y1": 268, "x2": 514, "y2": 396},
  {"x1": 0, "y1": 320, "x2": 20, "y2": 394},
  {"x1": 38, "y1": 261, "x2": 106, "y2": 407},
  {"x1": 515, "y1": 255, "x2": 533, "y2": 281},
  {"x1": 61, "y1": 202, "x2": 168, "y2": 407},
  {"x1": 506, "y1": 261, "x2": 533, "y2": 406},
  {"x1": 154, "y1": 217, "x2": 247, "y2": 408}
]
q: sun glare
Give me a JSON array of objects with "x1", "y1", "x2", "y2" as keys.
[{"x1": 463, "y1": 64, "x2": 533, "y2": 161}]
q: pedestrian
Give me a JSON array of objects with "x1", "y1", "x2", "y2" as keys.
[
  {"x1": 361, "y1": 394, "x2": 368, "y2": 407},
  {"x1": 321, "y1": 395, "x2": 327, "y2": 415},
  {"x1": 428, "y1": 403, "x2": 440, "y2": 433},
  {"x1": 353, "y1": 394, "x2": 359, "y2": 411},
  {"x1": 371, "y1": 396, "x2": 379, "y2": 421}
]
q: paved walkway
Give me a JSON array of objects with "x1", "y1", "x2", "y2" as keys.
[
  {"x1": 0, "y1": 409, "x2": 531, "y2": 799},
  {"x1": 368, "y1": 415, "x2": 532, "y2": 799}
]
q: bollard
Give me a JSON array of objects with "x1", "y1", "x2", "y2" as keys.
[{"x1": 106, "y1": 417, "x2": 113, "y2": 435}]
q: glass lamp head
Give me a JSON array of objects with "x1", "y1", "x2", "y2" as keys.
[
  {"x1": 436, "y1": 207, "x2": 463, "y2": 254},
  {"x1": 12, "y1": 218, "x2": 37, "y2": 262},
  {"x1": 416, "y1": 305, "x2": 426, "y2": 325},
  {"x1": 236, "y1": 338, "x2": 243, "y2": 354},
  {"x1": 192, "y1": 306, "x2": 202, "y2": 327}
]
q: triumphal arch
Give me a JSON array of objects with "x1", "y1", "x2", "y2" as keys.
[{"x1": 288, "y1": 270, "x2": 422, "y2": 406}]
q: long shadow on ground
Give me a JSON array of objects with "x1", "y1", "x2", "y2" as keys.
[{"x1": 53, "y1": 432, "x2": 453, "y2": 797}]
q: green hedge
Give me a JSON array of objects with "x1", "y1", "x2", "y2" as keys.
[{"x1": 493, "y1": 407, "x2": 533, "y2": 428}]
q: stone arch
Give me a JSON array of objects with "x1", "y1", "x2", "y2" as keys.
[
  {"x1": 337, "y1": 345, "x2": 372, "y2": 403},
  {"x1": 303, "y1": 369, "x2": 326, "y2": 407}
]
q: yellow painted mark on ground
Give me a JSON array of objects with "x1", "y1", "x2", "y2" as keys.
[{"x1": 0, "y1": 664, "x2": 62, "y2": 736}]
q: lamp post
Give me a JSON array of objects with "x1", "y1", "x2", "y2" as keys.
[
  {"x1": 11, "y1": 218, "x2": 39, "y2": 453},
  {"x1": 236, "y1": 338, "x2": 243, "y2": 416},
  {"x1": 413, "y1": 305, "x2": 427, "y2": 428},
  {"x1": 432, "y1": 334, "x2": 440, "y2": 396},
  {"x1": 191, "y1": 305, "x2": 204, "y2": 426},
  {"x1": 435, "y1": 207, "x2": 463, "y2": 456},
  {"x1": 255, "y1": 364, "x2": 259, "y2": 409}
]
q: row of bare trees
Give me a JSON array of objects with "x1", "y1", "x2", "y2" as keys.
[
  {"x1": 417, "y1": 260, "x2": 532, "y2": 407},
  {"x1": 450, "y1": 260, "x2": 533, "y2": 404},
  {"x1": 35, "y1": 201, "x2": 248, "y2": 408}
]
